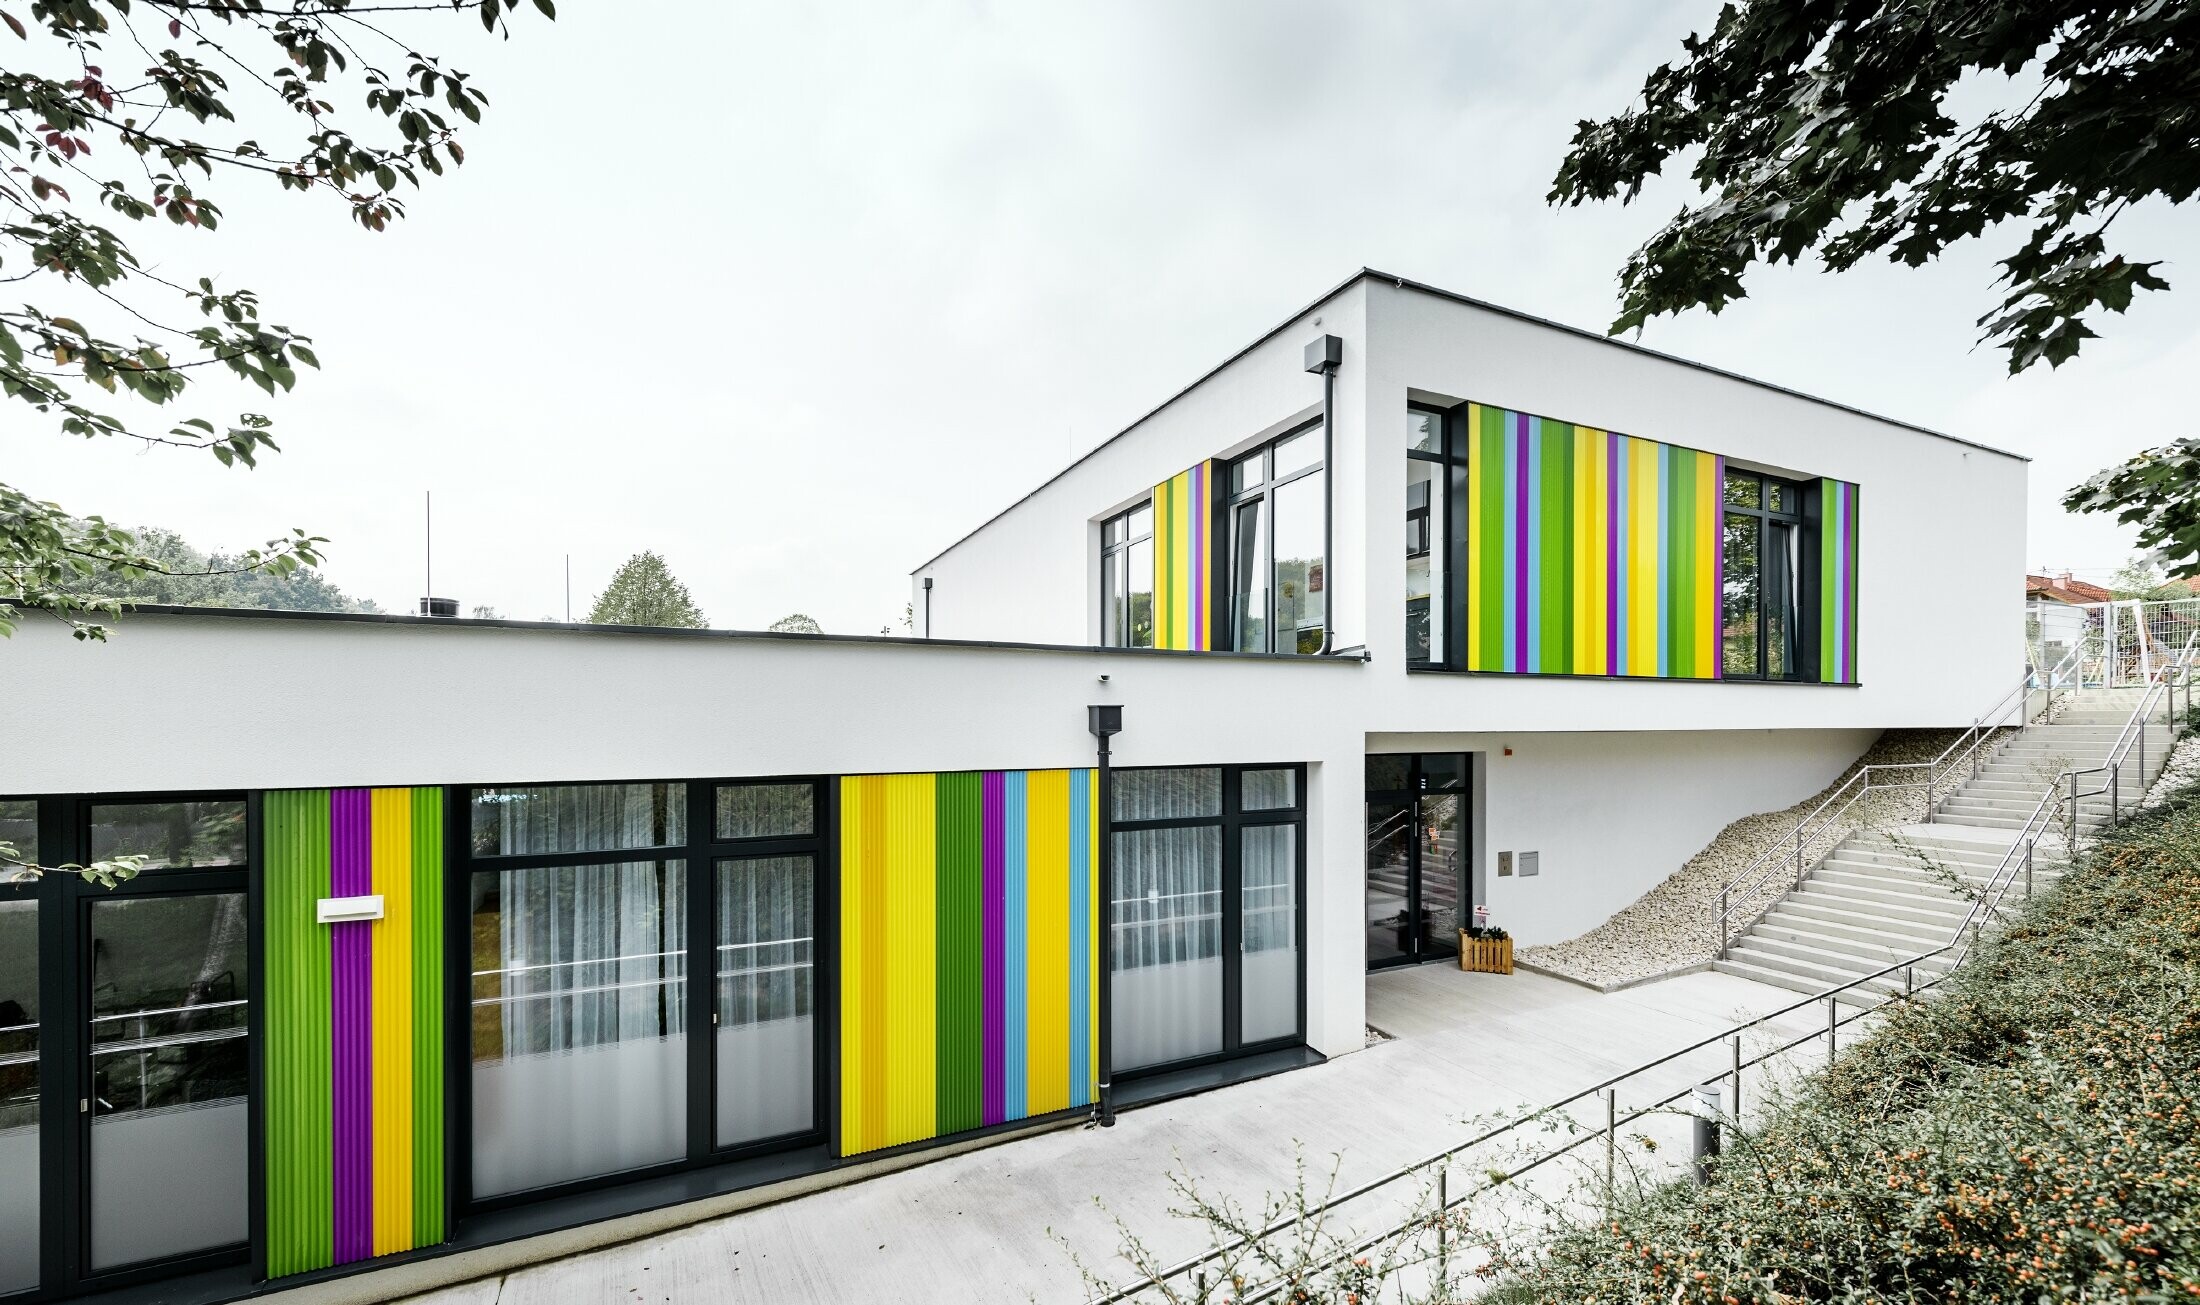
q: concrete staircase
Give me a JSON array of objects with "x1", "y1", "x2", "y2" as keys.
[{"x1": 1712, "y1": 687, "x2": 2171, "y2": 1001}]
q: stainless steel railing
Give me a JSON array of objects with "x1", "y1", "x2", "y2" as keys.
[{"x1": 1089, "y1": 641, "x2": 2191, "y2": 1305}]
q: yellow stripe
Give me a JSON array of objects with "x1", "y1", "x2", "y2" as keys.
[
  {"x1": 1025, "y1": 770, "x2": 1070, "y2": 1113},
  {"x1": 1629, "y1": 437, "x2": 1658, "y2": 675},
  {"x1": 1464, "y1": 404, "x2": 1481, "y2": 665},
  {"x1": 1088, "y1": 769, "x2": 1100, "y2": 1094},
  {"x1": 882, "y1": 773, "x2": 936, "y2": 1148},
  {"x1": 1153, "y1": 476, "x2": 1173, "y2": 649},
  {"x1": 369, "y1": 788, "x2": 414, "y2": 1255},
  {"x1": 1588, "y1": 432, "x2": 1609, "y2": 673},
  {"x1": 838, "y1": 776, "x2": 870, "y2": 1153}
]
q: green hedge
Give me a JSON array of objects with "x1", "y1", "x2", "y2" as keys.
[{"x1": 1519, "y1": 784, "x2": 2200, "y2": 1303}]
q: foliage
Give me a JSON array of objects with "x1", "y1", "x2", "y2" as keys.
[
  {"x1": 1550, "y1": 2, "x2": 2195, "y2": 375},
  {"x1": 0, "y1": 838, "x2": 141, "y2": 887},
  {"x1": 587, "y1": 550, "x2": 707, "y2": 629},
  {"x1": 2066, "y1": 441, "x2": 2200, "y2": 580},
  {"x1": 52, "y1": 523, "x2": 377, "y2": 611},
  {"x1": 768, "y1": 612, "x2": 822, "y2": 634},
  {"x1": 1514, "y1": 782, "x2": 2200, "y2": 1303},
  {"x1": 0, "y1": 0, "x2": 552, "y2": 639}
]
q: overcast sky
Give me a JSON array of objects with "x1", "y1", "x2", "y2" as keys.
[{"x1": 17, "y1": 1, "x2": 2197, "y2": 630}]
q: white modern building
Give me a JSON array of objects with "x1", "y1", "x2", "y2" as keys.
[{"x1": 0, "y1": 269, "x2": 2025, "y2": 1304}]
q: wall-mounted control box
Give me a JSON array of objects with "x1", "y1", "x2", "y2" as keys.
[{"x1": 1497, "y1": 851, "x2": 1512, "y2": 877}]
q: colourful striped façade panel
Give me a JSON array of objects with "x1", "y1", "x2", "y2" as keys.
[
  {"x1": 1462, "y1": 403, "x2": 1720, "y2": 678},
  {"x1": 1150, "y1": 462, "x2": 1212, "y2": 650},
  {"x1": 264, "y1": 787, "x2": 445, "y2": 1279},
  {"x1": 839, "y1": 769, "x2": 1100, "y2": 1156},
  {"x1": 1819, "y1": 478, "x2": 1860, "y2": 683}
]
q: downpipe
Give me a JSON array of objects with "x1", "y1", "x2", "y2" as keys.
[{"x1": 1304, "y1": 335, "x2": 1342, "y2": 656}]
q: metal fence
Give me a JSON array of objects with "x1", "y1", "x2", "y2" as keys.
[{"x1": 2031, "y1": 597, "x2": 2200, "y2": 689}]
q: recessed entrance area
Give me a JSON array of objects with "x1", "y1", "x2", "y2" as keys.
[{"x1": 1365, "y1": 755, "x2": 1468, "y2": 969}]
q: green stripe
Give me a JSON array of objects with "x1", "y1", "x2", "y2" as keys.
[
  {"x1": 1540, "y1": 422, "x2": 1570, "y2": 673},
  {"x1": 410, "y1": 787, "x2": 445, "y2": 1247},
  {"x1": 933, "y1": 772, "x2": 983, "y2": 1136},
  {"x1": 263, "y1": 789, "x2": 333, "y2": 1277},
  {"x1": 1474, "y1": 406, "x2": 1505, "y2": 670}
]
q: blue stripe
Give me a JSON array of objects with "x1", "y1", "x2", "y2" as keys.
[
  {"x1": 1068, "y1": 770, "x2": 1092, "y2": 1108},
  {"x1": 1004, "y1": 771, "x2": 1028, "y2": 1121}
]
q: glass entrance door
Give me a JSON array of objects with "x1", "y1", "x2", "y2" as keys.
[{"x1": 1365, "y1": 756, "x2": 1468, "y2": 969}]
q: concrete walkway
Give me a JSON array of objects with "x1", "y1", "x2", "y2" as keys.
[{"x1": 400, "y1": 966, "x2": 1826, "y2": 1305}]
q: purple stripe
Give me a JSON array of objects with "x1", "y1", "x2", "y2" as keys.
[
  {"x1": 1606, "y1": 432, "x2": 1622, "y2": 674},
  {"x1": 1512, "y1": 411, "x2": 1530, "y2": 672},
  {"x1": 1714, "y1": 456, "x2": 1726, "y2": 679},
  {"x1": 331, "y1": 788, "x2": 373, "y2": 1264},
  {"x1": 1191, "y1": 463, "x2": 1207, "y2": 650},
  {"x1": 980, "y1": 772, "x2": 1005, "y2": 1127}
]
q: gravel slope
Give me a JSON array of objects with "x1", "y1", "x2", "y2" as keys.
[{"x1": 1518, "y1": 727, "x2": 1975, "y2": 989}]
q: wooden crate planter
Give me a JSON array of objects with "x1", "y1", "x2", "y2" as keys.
[{"x1": 1458, "y1": 933, "x2": 1513, "y2": 974}]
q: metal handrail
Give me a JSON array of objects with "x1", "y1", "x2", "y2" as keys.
[
  {"x1": 1090, "y1": 644, "x2": 2189, "y2": 1305},
  {"x1": 1713, "y1": 665, "x2": 2037, "y2": 953},
  {"x1": 2058, "y1": 628, "x2": 2196, "y2": 830}
]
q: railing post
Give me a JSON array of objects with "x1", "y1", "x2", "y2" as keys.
[
  {"x1": 1730, "y1": 1033, "x2": 1743, "y2": 1128},
  {"x1": 1903, "y1": 963, "x2": 1914, "y2": 999},
  {"x1": 1793, "y1": 830, "x2": 1804, "y2": 887},
  {"x1": 1970, "y1": 721, "x2": 1982, "y2": 781},
  {"x1": 1717, "y1": 887, "x2": 1728, "y2": 957},
  {"x1": 2112, "y1": 764, "x2": 2120, "y2": 828},
  {"x1": 2024, "y1": 841, "x2": 2034, "y2": 899},
  {"x1": 1691, "y1": 1083, "x2": 1722, "y2": 1186},
  {"x1": 1826, "y1": 997, "x2": 1838, "y2": 1065},
  {"x1": 1436, "y1": 1163, "x2": 1448, "y2": 1280},
  {"x1": 1604, "y1": 1088, "x2": 1617, "y2": 1206}
]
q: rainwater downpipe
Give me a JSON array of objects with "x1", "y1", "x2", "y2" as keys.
[
  {"x1": 1088, "y1": 704, "x2": 1123, "y2": 1126},
  {"x1": 922, "y1": 576, "x2": 932, "y2": 638},
  {"x1": 1303, "y1": 334, "x2": 1343, "y2": 655}
]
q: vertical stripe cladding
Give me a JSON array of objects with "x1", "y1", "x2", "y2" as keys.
[
  {"x1": 262, "y1": 787, "x2": 446, "y2": 1279},
  {"x1": 1459, "y1": 402, "x2": 1722, "y2": 679},
  {"x1": 1148, "y1": 461, "x2": 1214, "y2": 650},
  {"x1": 1819, "y1": 478, "x2": 1861, "y2": 683},
  {"x1": 839, "y1": 769, "x2": 1099, "y2": 1155}
]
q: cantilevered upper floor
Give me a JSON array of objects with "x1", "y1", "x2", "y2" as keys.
[{"x1": 912, "y1": 270, "x2": 2029, "y2": 733}]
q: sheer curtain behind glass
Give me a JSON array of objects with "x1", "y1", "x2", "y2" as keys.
[
  {"x1": 470, "y1": 784, "x2": 688, "y2": 1197},
  {"x1": 716, "y1": 855, "x2": 813, "y2": 1148},
  {"x1": 1240, "y1": 825, "x2": 1297, "y2": 1044},
  {"x1": 1110, "y1": 825, "x2": 1222, "y2": 1071}
]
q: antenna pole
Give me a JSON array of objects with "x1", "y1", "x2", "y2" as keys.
[
  {"x1": 425, "y1": 490, "x2": 433, "y2": 606},
  {"x1": 564, "y1": 554, "x2": 571, "y2": 622}
]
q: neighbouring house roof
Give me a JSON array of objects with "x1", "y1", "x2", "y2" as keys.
[{"x1": 2027, "y1": 573, "x2": 2115, "y2": 605}]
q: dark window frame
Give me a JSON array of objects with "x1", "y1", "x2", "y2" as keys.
[
  {"x1": 1721, "y1": 469, "x2": 1808, "y2": 682},
  {"x1": 450, "y1": 776, "x2": 833, "y2": 1219},
  {"x1": 1224, "y1": 423, "x2": 1328, "y2": 655},
  {"x1": 1099, "y1": 501, "x2": 1156, "y2": 649},
  {"x1": 1404, "y1": 402, "x2": 1469, "y2": 669},
  {"x1": 1107, "y1": 763, "x2": 1308, "y2": 1080}
]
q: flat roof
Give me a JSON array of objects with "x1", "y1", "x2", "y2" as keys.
[
  {"x1": 66, "y1": 602, "x2": 1365, "y2": 663},
  {"x1": 912, "y1": 266, "x2": 2025, "y2": 573}
]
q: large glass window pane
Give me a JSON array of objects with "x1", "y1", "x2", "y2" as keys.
[
  {"x1": 1722, "y1": 513, "x2": 1762, "y2": 677},
  {"x1": 0, "y1": 800, "x2": 32, "y2": 865},
  {"x1": 1365, "y1": 799, "x2": 1414, "y2": 967},
  {"x1": 1418, "y1": 795, "x2": 1463, "y2": 956},
  {"x1": 471, "y1": 783, "x2": 684, "y2": 857},
  {"x1": 1274, "y1": 471, "x2": 1326, "y2": 655},
  {"x1": 1102, "y1": 547, "x2": 1123, "y2": 647},
  {"x1": 1365, "y1": 755, "x2": 1411, "y2": 793},
  {"x1": 89, "y1": 800, "x2": 245, "y2": 869},
  {"x1": 1241, "y1": 769, "x2": 1296, "y2": 811},
  {"x1": 1407, "y1": 409, "x2": 1441, "y2": 454},
  {"x1": 1127, "y1": 503, "x2": 1153, "y2": 539},
  {"x1": 1273, "y1": 428, "x2": 1320, "y2": 478},
  {"x1": 0, "y1": 901, "x2": 36, "y2": 1294},
  {"x1": 470, "y1": 860, "x2": 687, "y2": 1197},
  {"x1": 1767, "y1": 521, "x2": 1798, "y2": 679},
  {"x1": 716, "y1": 856, "x2": 814, "y2": 1148},
  {"x1": 714, "y1": 784, "x2": 813, "y2": 841},
  {"x1": 1230, "y1": 452, "x2": 1264, "y2": 493},
  {"x1": 1113, "y1": 768, "x2": 1221, "y2": 821},
  {"x1": 1723, "y1": 473, "x2": 1762, "y2": 508},
  {"x1": 88, "y1": 893, "x2": 249, "y2": 1270},
  {"x1": 1406, "y1": 458, "x2": 1445, "y2": 663},
  {"x1": 1110, "y1": 825, "x2": 1223, "y2": 1071},
  {"x1": 1126, "y1": 538, "x2": 1154, "y2": 649},
  {"x1": 1230, "y1": 499, "x2": 1268, "y2": 652},
  {"x1": 1240, "y1": 826, "x2": 1298, "y2": 1044}
]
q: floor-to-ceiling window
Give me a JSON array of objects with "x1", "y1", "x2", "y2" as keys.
[
  {"x1": 1109, "y1": 765, "x2": 1305, "y2": 1075},
  {"x1": 461, "y1": 777, "x2": 827, "y2": 1208},
  {"x1": 1226, "y1": 427, "x2": 1327, "y2": 654},
  {"x1": 1722, "y1": 470, "x2": 1805, "y2": 679},
  {"x1": 1100, "y1": 502, "x2": 1156, "y2": 648}
]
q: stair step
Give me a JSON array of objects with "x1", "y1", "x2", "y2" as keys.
[
  {"x1": 1794, "y1": 883, "x2": 1971, "y2": 925},
  {"x1": 1737, "y1": 930, "x2": 1954, "y2": 974},
  {"x1": 1757, "y1": 908, "x2": 1952, "y2": 950},
  {"x1": 1719, "y1": 946, "x2": 1917, "y2": 997},
  {"x1": 1835, "y1": 843, "x2": 2021, "y2": 871}
]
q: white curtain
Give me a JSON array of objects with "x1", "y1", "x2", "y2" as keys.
[
  {"x1": 1110, "y1": 825, "x2": 1222, "y2": 1071},
  {"x1": 715, "y1": 855, "x2": 813, "y2": 1148}
]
